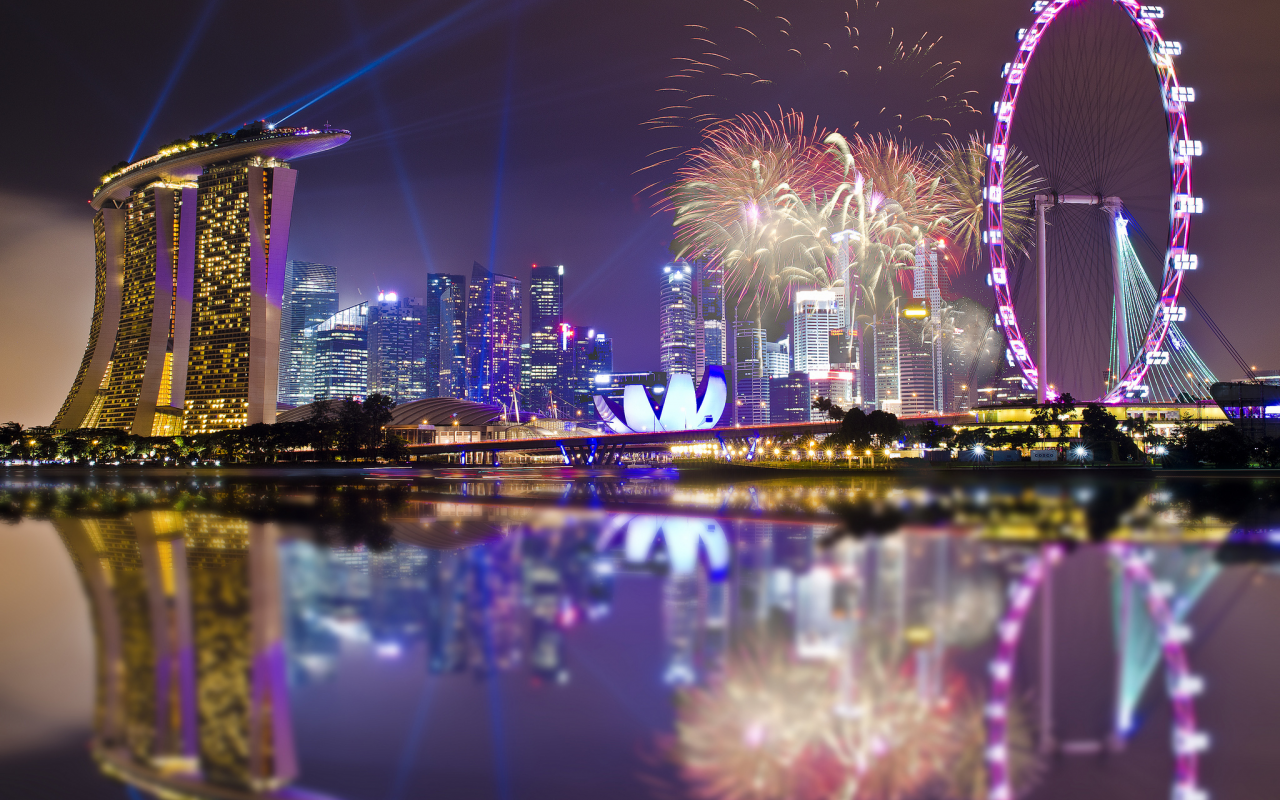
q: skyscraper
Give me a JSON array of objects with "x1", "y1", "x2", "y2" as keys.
[
  {"x1": 466, "y1": 262, "x2": 522, "y2": 409},
  {"x1": 764, "y1": 337, "x2": 791, "y2": 379},
  {"x1": 54, "y1": 122, "x2": 350, "y2": 433},
  {"x1": 571, "y1": 329, "x2": 613, "y2": 415},
  {"x1": 528, "y1": 264, "x2": 563, "y2": 411},
  {"x1": 770, "y1": 372, "x2": 811, "y2": 423},
  {"x1": 792, "y1": 290, "x2": 839, "y2": 373},
  {"x1": 694, "y1": 259, "x2": 725, "y2": 382},
  {"x1": 279, "y1": 260, "x2": 338, "y2": 407},
  {"x1": 732, "y1": 319, "x2": 769, "y2": 425},
  {"x1": 367, "y1": 292, "x2": 427, "y2": 404},
  {"x1": 873, "y1": 311, "x2": 901, "y2": 415},
  {"x1": 899, "y1": 305, "x2": 938, "y2": 417},
  {"x1": 305, "y1": 302, "x2": 368, "y2": 401},
  {"x1": 425, "y1": 273, "x2": 467, "y2": 399},
  {"x1": 659, "y1": 261, "x2": 696, "y2": 377}
]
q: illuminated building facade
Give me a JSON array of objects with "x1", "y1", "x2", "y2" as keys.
[
  {"x1": 770, "y1": 372, "x2": 811, "y2": 423},
  {"x1": 659, "y1": 261, "x2": 696, "y2": 376},
  {"x1": 732, "y1": 320, "x2": 769, "y2": 425},
  {"x1": 764, "y1": 337, "x2": 790, "y2": 379},
  {"x1": 574, "y1": 331, "x2": 613, "y2": 410},
  {"x1": 899, "y1": 304, "x2": 938, "y2": 417},
  {"x1": 872, "y1": 311, "x2": 901, "y2": 414},
  {"x1": 305, "y1": 302, "x2": 368, "y2": 401},
  {"x1": 278, "y1": 260, "x2": 337, "y2": 406},
  {"x1": 466, "y1": 262, "x2": 522, "y2": 409},
  {"x1": 529, "y1": 264, "x2": 563, "y2": 410},
  {"x1": 830, "y1": 328, "x2": 860, "y2": 405},
  {"x1": 368, "y1": 292, "x2": 427, "y2": 404},
  {"x1": 425, "y1": 273, "x2": 467, "y2": 399},
  {"x1": 694, "y1": 259, "x2": 725, "y2": 382},
  {"x1": 54, "y1": 123, "x2": 350, "y2": 433},
  {"x1": 791, "y1": 290, "x2": 839, "y2": 373}
]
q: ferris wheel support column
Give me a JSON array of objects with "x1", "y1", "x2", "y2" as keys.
[
  {"x1": 1103, "y1": 197, "x2": 1129, "y2": 381},
  {"x1": 1035, "y1": 195, "x2": 1051, "y2": 404}
]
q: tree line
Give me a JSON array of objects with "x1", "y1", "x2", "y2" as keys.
[
  {"x1": 0, "y1": 395, "x2": 410, "y2": 465},
  {"x1": 810, "y1": 395, "x2": 1278, "y2": 467}
]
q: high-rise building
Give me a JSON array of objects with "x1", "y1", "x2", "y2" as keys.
[
  {"x1": 659, "y1": 261, "x2": 696, "y2": 377},
  {"x1": 899, "y1": 304, "x2": 936, "y2": 417},
  {"x1": 694, "y1": 259, "x2": 725, "y2": 382},
  {"x1": 938, "y1": 326, "x2": 968, "y2": 414},
  {"x1": 279, "y1": 261, "x2": 338, "y2": 407},
  {"x1": 425, "y1": 273, "x2": 467, "y2": 399},
  {"x1": 367, "y1": 292, "x2": 427, "y2": 404},
  {"x1": 809, "y1": 370, "x2": 855, "y2": 412},
  {"x1": 591, "y1": 371, "x2": 667, "y2": 410},
  {"x1": 54, "y1": 122, "x2": 350, "y2": 433},
  {"x1": 770, "y1": 372, "x2": 811, "y2": 423},
  {"x1": 792, "y1": 290, "x2": 839, "y2": 373},
  {"x1": 305, "y1": 302, "x2": 369, "y2": 401},
  {"x1": 873, "y1": 311, "x2": 901, "y2": 415},
  {"x1": 829, "y1": 328, "x2": 859, "y2": 404},
  {"x1": 529, "y1": 264, "x2": 563, "y2": 411},
  {"x1": 466, "y1": 262, "x2": 522, "y2": 409},
  {"x1": 571, "y1": 329, "x2": 613, "y2": 414},
  {"x1": 764, "y1": 337, "x2": 791, "y2": 379},
  {"x1": 732, "y1": 320, "x2": 769, "y2": 425}
]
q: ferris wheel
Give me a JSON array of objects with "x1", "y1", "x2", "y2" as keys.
[{"x1": 984, "y1": 0, "x2": 1205, "y2": 404}]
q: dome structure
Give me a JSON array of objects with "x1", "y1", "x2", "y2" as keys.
[
  {"x1": 276, "y1": 397, "x2": 509, "y2": 426},
  {"x1": 593, "y1": 368, "x2": 727, "y2": 433}
]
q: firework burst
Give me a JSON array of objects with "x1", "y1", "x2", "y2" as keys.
[
  {"x1": 666, "y1": 111, "x2": 842, "y2": 312},
  {"x1": 933, "y1": 134, "x2": 1044, "y2": 266},
  {"x1": 671, "y1": 645, "x2": 967, "y2": 800},
  {"x1": 644, "y1": 0, "x2": 979, "y2": 151}
]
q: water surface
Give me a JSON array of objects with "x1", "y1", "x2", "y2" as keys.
[{"x1": 1, "y1": 467, "x2": 1278, "y2": 800}]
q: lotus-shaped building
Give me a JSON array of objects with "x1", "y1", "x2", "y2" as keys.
[{"x1": 593, "y1": 368, "x2": 727, "y2": 433}]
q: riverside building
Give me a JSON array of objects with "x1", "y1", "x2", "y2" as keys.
[{"x1": 54, "y1": 122, "x2": 350, "y2": 433}]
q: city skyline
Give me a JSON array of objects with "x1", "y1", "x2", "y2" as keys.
[{"x1": 3, "y1": 0, "x2": 1277, "y2": 425}]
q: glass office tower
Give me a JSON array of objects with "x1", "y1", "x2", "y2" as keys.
[
  {"x1": 279, "y1": 260, "x2": 338, "y2": 406},
  {"x1": 426, "y1": 273, "x2": 467, "y2": 399}
]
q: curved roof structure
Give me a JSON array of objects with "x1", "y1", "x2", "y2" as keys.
[
  {"x1": 276, "y1": 397, "x2": 508, "y2": 427},
  {"x1": 91, "y1": 126, "x2": 351, "y2": 209},
  {"x1": 388, "y1": 397, "x2": 507, "y2": 426}
]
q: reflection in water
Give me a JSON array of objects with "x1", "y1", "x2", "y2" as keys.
[{"x1": 4, "y1": 473, "x2": 1275, "y2": 799}]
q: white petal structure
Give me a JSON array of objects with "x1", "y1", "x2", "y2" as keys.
[
  {"x1": 593, "y1": 367, "x2": 728, "y2": 433},
  {"x1": 599, "y1": 514, "x2": 730, "y2": 578}
]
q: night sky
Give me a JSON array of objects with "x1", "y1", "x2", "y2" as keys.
[{"x1": 2, "y1": 0, "x2": 1278, "y2": 425}]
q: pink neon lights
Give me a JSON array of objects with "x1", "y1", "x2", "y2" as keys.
[
  {"x1": 984, "y1": 0, "x2": 1195, "y2": 403},
  {"x1": 984, "y1": 544, "x2": 1206, "y2": 800}
]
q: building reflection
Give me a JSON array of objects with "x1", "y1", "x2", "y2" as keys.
[
  {"x1": 27, "y1": 474, "x2": 1257, "y2": 799},
  {"x1": 55, "y1": 512, "x2": 298, "y2": 797}
]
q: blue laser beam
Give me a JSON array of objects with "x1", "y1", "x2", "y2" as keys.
[
  {"x1": 129, "y1": 0, "x2": 221, "y2": 160},
  {"x1": 343, "y1": 0, "x2": 436, "y2": 271},
  {"x1": 273, "y1": 0, "x2": 493, "y2": 127},
  {"x1": 565, "y1": 215, "x2": 669, "y2": 304},
  {"x1": 204, "y1": 0, "x2": 431, "y2": 133}
]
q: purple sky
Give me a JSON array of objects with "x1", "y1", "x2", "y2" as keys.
[{"x1": 2, "y1": 0, "x2": 1279, "y2": 424}]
